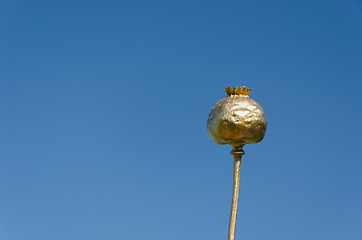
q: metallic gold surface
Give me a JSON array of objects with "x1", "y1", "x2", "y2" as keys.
[
  {"x1": 206, "y1": 87, "x2": 267, "y2": 240},
  {"x1": 207, "y1": 87, "x2": 267, "y2": 145}
]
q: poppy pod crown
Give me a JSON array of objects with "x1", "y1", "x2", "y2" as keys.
[{"x1": 224, "y1": 86, "x2": 251, "y2": 96}]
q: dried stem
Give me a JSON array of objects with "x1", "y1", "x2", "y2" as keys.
[{"x1": 228, "y1": 143, "x2": 245, "y2": 240}]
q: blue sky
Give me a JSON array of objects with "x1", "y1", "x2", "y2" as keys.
[{"x1": 1, "y1": 0, "x2": 362, "y2": 239}]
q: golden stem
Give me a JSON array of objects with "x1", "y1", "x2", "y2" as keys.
[{"x1": 228, "y1": 144, "x2": 245, "y2": 240}]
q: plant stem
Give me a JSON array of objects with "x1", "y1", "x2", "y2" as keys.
[{"x1": 228, "y1": 144, "x2": 244, "y2": 240}]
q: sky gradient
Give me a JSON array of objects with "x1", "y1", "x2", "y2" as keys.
[{"x1": 1, "y1": 0, "x2": 362, "y2": 239}]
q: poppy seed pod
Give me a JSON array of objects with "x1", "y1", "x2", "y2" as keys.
[
  {"x1": 207, "y1": 86, "x2": 267, "y2": 145},
  {"x1": 206, "y1": 86, "x2": 267, "y2": 240}
]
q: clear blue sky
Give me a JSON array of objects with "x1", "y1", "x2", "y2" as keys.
[{"x1": 1, "y1": 0, "x2": 362, "y2": 239}]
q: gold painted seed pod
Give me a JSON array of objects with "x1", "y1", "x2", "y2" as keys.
[
  {"x1": 207, "y1": 86, "x2": 267, "y2": 240},
  {"x1": 207, "y1": 86, "x2": 267, "y2": 145}
]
